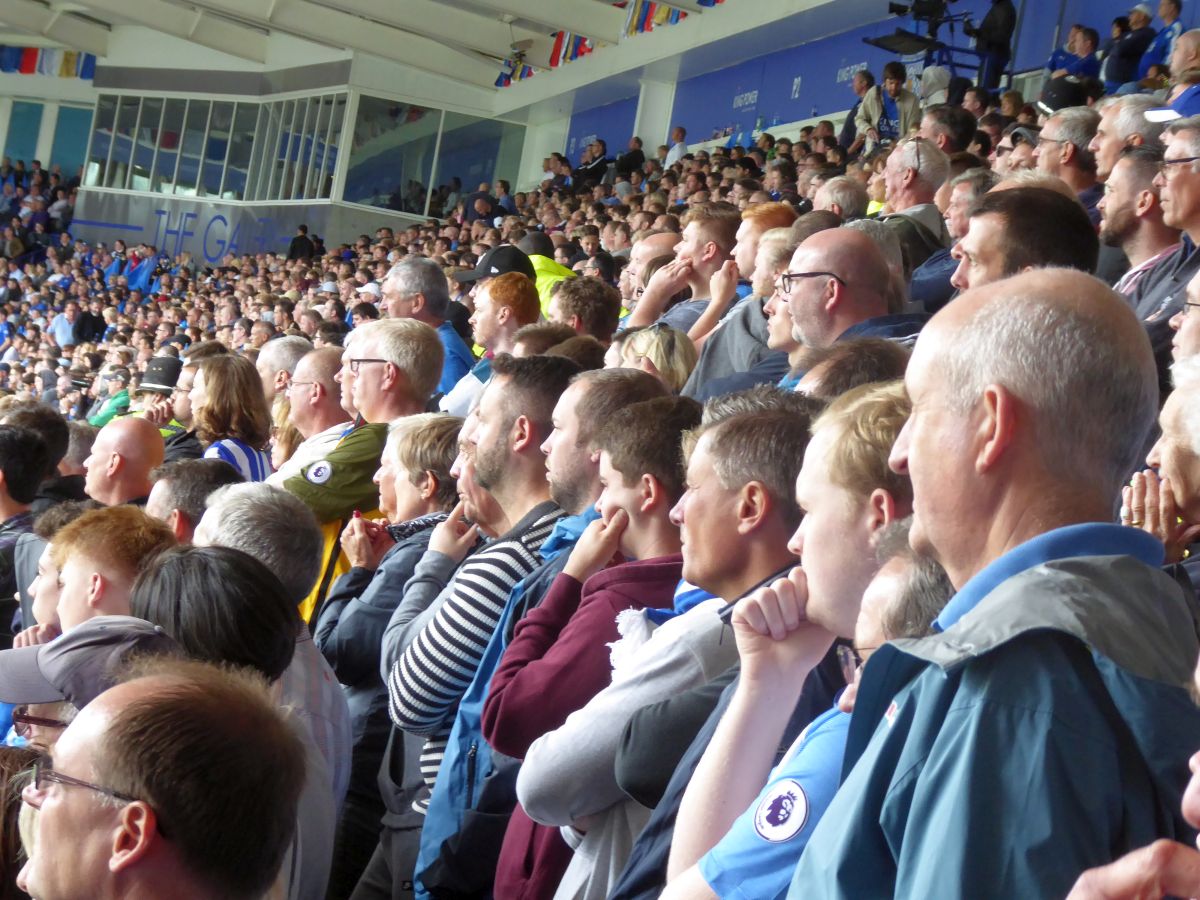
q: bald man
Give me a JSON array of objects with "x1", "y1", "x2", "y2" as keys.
[
  {"x1": 267, "y1": 347, "x2": 352, "y2": 486},
  {"x1": 82, "y1": 417, "x2": 165, "y2": 506},
  {"x1": 626, "y1": 230, "x2": 682, "y2": 294},
  {"x1": 792, "y1": 269, "x2": 1200, "y2": 898},
  {"x1": 782, "y1": 228, "x2": 925, "y2": 350}
]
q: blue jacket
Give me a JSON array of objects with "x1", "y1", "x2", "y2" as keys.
[
  {"x1": 1140, "y1": 20, "x2": 1184, "y2": 79},
  {"x1": 791, "y1": 535, "x2": 1200, "y2": 899},
  {"x1": 413, "y1": 509, "x2": 598, "y2": 900}
]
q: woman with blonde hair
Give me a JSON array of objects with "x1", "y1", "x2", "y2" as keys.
[
  {"x1": 189, "y1": 354, "x2": 273, "y2": 480},
  {"x1": 616, "y1": 324, "x2": 698, "y2": 393}
]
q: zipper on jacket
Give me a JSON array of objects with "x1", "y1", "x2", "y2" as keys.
[{"x1": 465, "y1": 742, "x2": 478, "y2": 807}]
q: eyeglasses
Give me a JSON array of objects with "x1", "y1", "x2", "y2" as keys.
[
  {"x1": 1035, "y1": 135, "x2": 1067, "y2": 148},
  {"x1": 11, "y1": 706, "x2": 69, "y2": 738},
  {"x1": 28, "y1": 758, "x2": 138, "y2": 804},
  {"x1": 288, "y1": 380, "x2": 316, "y2": 390},
  {"x1": 1184, "y1": 301, "x2": 1200, "y2": 317},
  {"x1": 776, "y1": 271, "x2": 847, "y2": 296},
  {"x1": 835, "y1": 644, "x2": 879, "y2": 684},
  {"x1": 346, "y1": 358, "x2": 388, "y2": 374},
  {"x1": 1161, "y1": 155, "x2": 1200, "y2": 177}
]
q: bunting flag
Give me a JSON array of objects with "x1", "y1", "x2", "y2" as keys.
[
  {"x1": 0, "y1": 46, "x2": 96, "y2": 79},
  {"x1": 500, "y1": 0, "x2": 726, "y2": 86}
]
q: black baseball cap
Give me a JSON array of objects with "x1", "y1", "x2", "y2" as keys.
[
  {"x1": 1037, "y1": 76, "x2": 1088, "y2": 116},
  {"x1": 453, "y1": 244, "x2": 536, "y2": 283}
]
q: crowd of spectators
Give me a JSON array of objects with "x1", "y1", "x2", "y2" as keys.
[{"x1": 7, "y1": 4, "x2": 1200, "y2": 899}]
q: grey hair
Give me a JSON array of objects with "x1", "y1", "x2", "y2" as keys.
[
  {"x1": 892, "y1": 137, "x2": 951, "y2": 190},
  {"x1": 843, "y1": 218, "x2": 907, "y2": 312},
  {"x1": 949, "y1": 167, "x2": 1000, "y2": 199},
  {"x1": 814, "y1": 175, "x2": 869, "y2": 220},
  {"x1": 873, "y1": 518, "x2": 954, "y2": 640},
  {"x1": 386, "y1": 257, "x2": 450, "y2": 319},
  {"x1": 1171, "y1": 355, "x2": 1200, "y2": 454},
  {"x1": 1048, "y1": 106, "x2": 1100, "y2": 171},
  {"x1": 1168, "y1": 115, "x2": 1200, "y2": 158},
  {"x1": 1098, "y1": 94, "x2": 1166, "y2": 144},
  {"x1": 352, "y1": 318, "x2": 444, "y2": 405},
  {"x1": 256, "y1": 335, "x2": 312, "y2": 379},
  {"x1": 942, "y1": 274, "x2": 1157, "y2": 497},
  {"x1": 201, "y1": 483, "x2": 323, "y2": 604}
]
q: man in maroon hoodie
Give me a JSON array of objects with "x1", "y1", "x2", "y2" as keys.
[{"x1": 483, "y1": 395, "x2": 703, "y2": 898}]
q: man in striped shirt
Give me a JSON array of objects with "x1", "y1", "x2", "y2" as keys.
[{"x1": 379, "y1": 355, "x2": 579, "y2": 848}]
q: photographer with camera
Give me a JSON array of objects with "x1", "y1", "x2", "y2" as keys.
[{"x1": 964, "y1": 0, "x2": 1017, "y2": 90}]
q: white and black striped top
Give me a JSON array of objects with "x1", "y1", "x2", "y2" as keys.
[{"x1": 388, "y1": 502, "x2": 563, "y2": 806}]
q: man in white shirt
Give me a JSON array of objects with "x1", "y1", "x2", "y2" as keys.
[{"x1": 664, "y1": 126, "x2": 689, "y2": 167}]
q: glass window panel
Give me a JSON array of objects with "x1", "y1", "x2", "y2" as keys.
[
  {"x1": 84, "y1": 95, "x2": 116, "y2": 187},
  {"x1": 287, "y1": 97, "x2": 314, "y2": 199},
  {"x1": 51, "y1": 105, "x2": 93, "y2": 186},
  {"x1": 431, "y1": 112, "x2": 525, "y2": 219},
  {"x1": 319, "y1": 94, "x2": 346, "y2": 200},
  {"x1": 303, "y1": 96, "x2": 331, "y2": 200},
  {"x1": 153, "y1": 98, "x2": 186, "y2": 194},
  {"x1": 256, "y1": 101, "x2": 285, "y2": 201},
  {"x1": 105, "y1": 96, "x2": 139, "y2": 188},
  {"x1": 266, "y1": 99, "x2": 295, "y2": 199},
  {"x1": 3, "y1": 101, "x2": 43, "y2": 173},
  {"x1": 199, "y1": 101, "x2": 233, "y2": 197},
  {"x1": 129, "y1": 97, "x2": 162, "y2": 192},
  {"x1": 174, "y1": 99, "x2": 210, "y2": 196},
  {"x1": 224, "y1": 102, "x2": 259, "y2": 200},
  {"x1": 343, "y1": 95, "x2": 437, "y2": 213}
]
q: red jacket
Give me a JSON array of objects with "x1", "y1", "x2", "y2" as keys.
[{"x1": 483, "y1": 553, "x2": 683, "y2": 900}]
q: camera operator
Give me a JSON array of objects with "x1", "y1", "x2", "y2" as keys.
[{"x1": 966, "y1": 0, "x2": 1018, "y2": 90}]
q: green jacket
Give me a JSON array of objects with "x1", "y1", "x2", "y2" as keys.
[{"x1": 87, "y1": 390, "x2": 130, "y2": 427}]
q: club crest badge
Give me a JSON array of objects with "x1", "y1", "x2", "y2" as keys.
[
  {"x1": 307, "y1": 460, "x2": 333, "y2": 484},
  {"x1": 753, "y1": 779, "x2": 808, "y2": 843}
]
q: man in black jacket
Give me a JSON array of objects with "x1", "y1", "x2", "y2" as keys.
[
  {"x1": 967, "y1": 0, "x2": 1017, "y2": 90},
  {"x1": 615, "y1": 136, "x2": 646, "y2": 177},
  {"x1": 287, "y1": 223, "x2": 315, "y2": 261}
]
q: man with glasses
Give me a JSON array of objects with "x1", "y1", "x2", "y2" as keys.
[
  {"x1": 1131, "y1": 115, "x2": 1200, "y2": 390},
  {"x1": 1033, "y1": 106, "x2": 1103, "y2": 224},
  {"x1": 18, "y1": 657, "x2": 306, "y2": 900},
  {"x1": 781, "y1": 229, "x2": 924, "y2": 352},
  {"x1": 268, "y1": 346, "x2": 350, "y2": 486},
  {"x1": 286, "y1": 321, "x2": 441, "y2": 621}
]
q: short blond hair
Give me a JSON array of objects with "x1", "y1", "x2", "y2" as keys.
[
  {"x1": 810, "y1": 380, "x2": 911, "y2": 504},
  {"x1": 621, "y1": 325, "x2": 698, "y2": 393}
]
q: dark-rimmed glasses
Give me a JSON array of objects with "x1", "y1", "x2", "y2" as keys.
[
  {"x1": 1161, "y1": 156, "x2": 1200, "y2": 177},
  {"x1": 11, "y1": 706, "x2": 69, "y2": 738},
  {"x1": 776, "y1": 271, "x2": 848, "y2": 296},
  {"x1": 347, "y1": 358, "x2": 388, "y2": 374}
]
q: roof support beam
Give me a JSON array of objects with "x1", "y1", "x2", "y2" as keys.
[
  {"x1": 316, "y1": 0, "x2": 555, "y2": 69},
  {"x1": 85, "y1": 0, "x2": 267, "y2": 62},
  {"x1": 0, "y1": 0, "x2": 107, "y2": 56},
  {"x1": 191, "y1": 0, "x2": 500, "y2": 87},
  {"x1": 463, "y1": 0, "x2": 625, "y2": 45}
]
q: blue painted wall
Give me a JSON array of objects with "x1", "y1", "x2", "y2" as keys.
[{"x1": 565, "y1": 95, "x2": 639, "y2": 162}]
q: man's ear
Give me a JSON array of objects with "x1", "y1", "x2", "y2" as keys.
[
  {"x1": 977, "y1": 383, "x2": 1017, "y2": 473},
  {"x1": 166, "y1": 509, "x2": 190, "y2": 543},
  {"x1": 274, "y1": 370, "x2": 290, "y2": 394},
  {"x1": 87, "y1": 572, "x2": 105, "y2": 609},
  {"x1": 510, "y1": 414, "x2": 538, "y2": 453},
  {"x1": 411, "y1": 293, "x2": 428, "y2": 317},
  {"x1": 108, "y1": 802, "x2": 158, "y2": 874},
  {"x1": 734, "y1": 481, "x2": 771, "y2": 535}
]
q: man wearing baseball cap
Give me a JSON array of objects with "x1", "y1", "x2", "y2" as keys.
[
  {"x1": 86, "y1": 366, "x2": 131, "y2": 428},
  {"x1": 0, "y1": 614, "x2": 180, "y2": 710},
  {"x1": 453, "y1": 244, "x2": 536, "y2": 289}
]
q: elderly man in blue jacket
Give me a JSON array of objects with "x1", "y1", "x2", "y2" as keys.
[{"x1": 790, "y1": 267, "x2": 1200, "y2": 899}]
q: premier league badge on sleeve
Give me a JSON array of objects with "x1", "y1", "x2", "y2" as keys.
[
  {"x1": 306, "y1": 460, "x2": 333, "y2": 484},
  {"x1": 753, "y1": 779, "x2": 809, "y2": 843}
]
